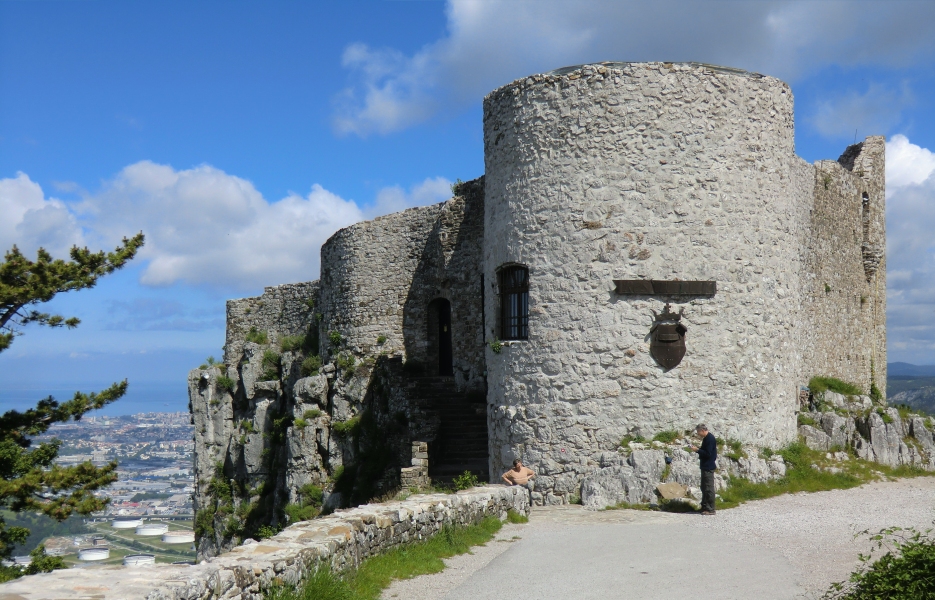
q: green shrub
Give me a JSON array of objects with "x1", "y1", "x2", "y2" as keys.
[
  {"x1": 329, "y1": 330, "x2": 343, "y2": 347},
  {"x1": 809, "y1": 376, "x2": 863, "y2": 397},
  {"x1": 798, "y1": 413, "x2": 817, "y2": 427},
  {"x1": 245, "y1": 327, "x2": 268, "y2": 345},
  {"x1": 452, "y1": 471, "x2": 479, "y2": 491},
  {"x1": 280, "y1": 334, "x2": 306, "y2": 352},
  {"x1": 216, "y1": 375, "x2": 236, "y2": 393},
  {"x1": 261, "y1": 349, "x2": 281, "y2": 380},
  {"x1": 256, "y1": 525, "x2": 278, "y2": 540},
  {"x1": 240, "y1": 419, "x2": 255, "y2": 433},
  {"x1": 869, "y1": 381, "x2": 883, "y2": 403},
  {"x1": 376, "y1": 335, "x2": 387, "y2": 344},
  {"x1": 336, "y1": 352, "x2": 356, "y2": 376},
  {"x1": 721, "y1": 438, "x2": 746, "y2": 461},
  {"x1": 294, "y1": 418, "x2": 308, "y2": 430},
  {"x1": 304, "y1": 409, "x2": 322, "y2": 419},
  {"x1": 489, "y1": 339, "x2": 503, "y2": 354},
  {"x1": 332, "y1": 416, "x2": 361, "y2": 437},
  {"x1": 876, "y1": 408, "x2": 894, "y2": 424},
  {"x1": 301, "y1": 355, "x2": 322, "y2": 376},
  {"x1": 652, "y1": 430, "x2": 680, "y2": 444},
  {"x1": 506, "y1": 509, "x2": 529, "y2": 524},
  {"x1": 824, "y1": 526, "x2": 935, "y2": 599}
]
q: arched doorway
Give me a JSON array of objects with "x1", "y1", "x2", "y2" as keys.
[{"x1": 427, "y1": 298, "x2": 453, "y2": 376}]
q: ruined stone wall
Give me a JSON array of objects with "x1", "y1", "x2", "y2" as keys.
[
  {"x1": 801, "y1": 137, "x2": 887, "y2": 393},
  {"x1": 225, "y1": 281, "x2": 320, "y2": 364},
  {"x1": 483, "y1": 62, "x2": 809, "y2": 503},
  {"x1": 319, "y1": 181, "x2": 486, "y2": 391}
]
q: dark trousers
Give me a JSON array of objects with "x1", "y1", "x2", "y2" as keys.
[{"x1": 700, "y1": 469, "x2": 716, "y2": 512}]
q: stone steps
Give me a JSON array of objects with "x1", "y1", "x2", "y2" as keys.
[{"x1": 405, "y1": 376, "x2": 489, "y2": 483}]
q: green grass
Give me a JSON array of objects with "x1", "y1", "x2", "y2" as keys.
[
  {"x1": 717, "y1": 441, "x2": 935, "y2": 510},
  {"x1": 809, "y1": 376, "x2": 863, "y2": 397},
  {"x1": 652, "y1": 430, "x2": 680, "y2": 444},
  {"x1": 266, "y1": 517, "x2": 503, "y2": 600},
  {"x1": 246, "y1": 327, "x2": 269, "y2": 345},
  {"x1": 301, "y1": 355, "x2": 322, "y2": 377},
  {"x1": 620, "y1": 434, "x2": 646, "y2": 446},
  {"x1": 505, "y1": 509, "x2": 528, "y2": 524}
]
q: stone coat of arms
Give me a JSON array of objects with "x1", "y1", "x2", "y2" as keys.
[{"x1": 650, "y1": 303, "x2": 687, "y2": 370}]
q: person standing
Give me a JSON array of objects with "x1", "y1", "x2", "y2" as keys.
[{"x1": 690, "y1": 424, "x2": 717, "y2": 515}]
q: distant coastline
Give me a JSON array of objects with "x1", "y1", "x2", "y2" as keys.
[{"x1": 0, "y1": 381, "x2": 188, "y2": 416}]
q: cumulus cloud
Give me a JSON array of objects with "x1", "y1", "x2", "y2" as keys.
[
  {"x1": 334, "y1": 0, "x2": 935, "y2": 135},
  {"x1": 0, "y1": 172, "x2": 84, "y2": 257},
  {"x1": 885, "y1": 135, "x2": 935, "y2": 362},
  {"x1": 2, "y1": 163, "x2": 452, "y2": 290}
]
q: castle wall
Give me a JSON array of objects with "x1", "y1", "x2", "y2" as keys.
[
  {"x1": 319, "y1": 180, "x2": 486, "y2": 391},
  {"x1": 801, "y1": 138, "x2": 887, "y2": 393},
  {"x1": 482, "y1": 62, "x2": 809, "y2": 501},
  {"x1": 224, "y1": 281, "x2": 320, "y2": 364}
]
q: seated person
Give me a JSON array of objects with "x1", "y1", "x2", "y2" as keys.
[{"x1": 501, "y1": 459, "x2": 536, "y2": 486}]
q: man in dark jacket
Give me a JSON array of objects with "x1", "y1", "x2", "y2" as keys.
[{"x1": 690, "y1": 424, "x2": 717, "y2": 515}]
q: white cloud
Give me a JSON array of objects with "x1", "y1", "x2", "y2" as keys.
[
  {"x1": 885, "y1": 136, "x2": 935, "y2": 362},
  {"x1": 886, "y1": 134, "x2": 935, "y2": 191},
  {"x1": 334, "y1": 0, "x2": 935, "y2": 136},
  {"x1": 0, "y1": 172, "x2": 84, "y2": 258},
  {"x1": 2, "y1": 163, "x2": 451, "y2": 290},
  {"x1": 366, "y1": 176, "x2": 453, "y2": 218},
  {"x1": 810, "y1": 83, "x2": 913, "y2": 141}
]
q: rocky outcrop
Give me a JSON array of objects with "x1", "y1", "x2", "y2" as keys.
[
  {"x1": 579, "y1": 442, "x2": 786, "y2": 510},
  {"x1": 796, "y1": 394, "x2": 935, "y2": 470}
]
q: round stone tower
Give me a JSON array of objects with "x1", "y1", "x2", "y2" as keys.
[{"x1": 482, "y1": 62, "x2": 809, "y2": 501}]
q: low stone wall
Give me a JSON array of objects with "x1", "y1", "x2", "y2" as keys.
[{"x1": 0, "y1": 486, "x2": 529, "y2": 600}]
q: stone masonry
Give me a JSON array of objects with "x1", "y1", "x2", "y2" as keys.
[
  {"x1": 189, "y1": 61, "x2": 887, "y2": 539},
  {"x1": 0, "y1": 486, "x2": 529, "y2": 600}
]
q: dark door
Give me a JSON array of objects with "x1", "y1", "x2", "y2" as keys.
[{"x1": 438, "y1": 300, "x2": 453, "y2": 376}]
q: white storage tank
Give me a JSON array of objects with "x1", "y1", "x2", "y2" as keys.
[
  {"x1": 123, "y1": 554, "x2": 155, "y2": 566},
  {"x1": 111, "y1": 518, "x2": 144, "y2": 529},
  {"x1": 135, "y1": 523, "x2": 169, "y2": 536},
  {"x1": 162, "y1": 530, "x2": 195, "y2": 544},
  {"x1": 77, "y1": 547, "x2": 110, "y2": 561}
]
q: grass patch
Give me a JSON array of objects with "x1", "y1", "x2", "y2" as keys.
[
  {"x1": 505, "y1": 509, "x2": 528, "y2": 524},
  {"x1": 246, "y1": 327, "x2": 269, "y2": 345},
  {"x1": 216, "y1": 374, "x2": 236, "y2": 393},
  {"x1": 267, "y1": 517, "x2": 503, "y2": 600},
  {"x1": 336, "y1": 352, "x2": 356, "y2": 377},
  {"x1": 714, "y1": 441, "x2": 935, "y2": 510},
  {"x1": 797, "y1": 413, "x2": 817, "y2": 427},
  {"x1": 261, "y1": 349, "x2": 281, "y2": 381},
  {"x1": 280, "y1": 334, "x2": 306, "y2": 352},
  {"x1": 652, "y1": 430, "x2": 680, "y2": 444},
  {"x1": 809, "y1": 376, "x2": 863, "y2": 397},
  {"x1": 301, "y1": 355, "x2": 322, "y2": 377},
  {"x1": 332, "y1": 416, "x2": 361, "y2": 437},
  {"x1": 606, "y1": 501, "x2": 653, "y2": 511},
  {"x1": 303, "y1": 409, "x2": 322, "y2": 420},
  {"x1": 620, "y1": 434, "x2": 646, "y2": 446}
]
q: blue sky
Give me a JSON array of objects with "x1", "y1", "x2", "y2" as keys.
[{"x1": 3, "y1": 0, "x2": 935, "y2": 414}]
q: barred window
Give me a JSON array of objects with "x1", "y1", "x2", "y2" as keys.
[{"x1": 499, "y1": 266, "x2": 528, "y2": 340}]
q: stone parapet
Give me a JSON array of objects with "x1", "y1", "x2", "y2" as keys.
[{"x1": 0, "y1": 486, "x2": 529, "y2": 600}]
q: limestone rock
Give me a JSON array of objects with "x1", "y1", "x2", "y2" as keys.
[{"x1": 799, "y1": 425, "x2": 831, "y2": 451}]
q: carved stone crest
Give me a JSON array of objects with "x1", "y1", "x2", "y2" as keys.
[{"x1": 650, "y1": 303, "x2": 687, "y2": 370}]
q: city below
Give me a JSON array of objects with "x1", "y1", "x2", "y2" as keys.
[{"x1": 8, "y1": 412, "x2": 196, "y2": 566}]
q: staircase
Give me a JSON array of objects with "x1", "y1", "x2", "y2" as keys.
[{"x1": 406, "y1": 377, "x2": 489, "y2": 484}]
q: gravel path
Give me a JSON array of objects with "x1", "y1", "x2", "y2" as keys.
[{"x1": 382, "y1": 478, "x2": 935, "y2": 600}]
